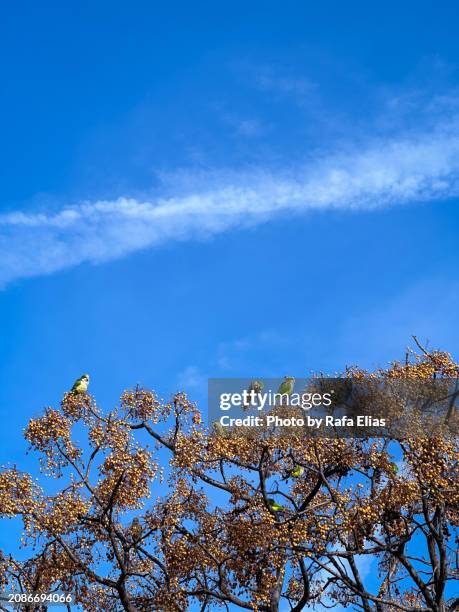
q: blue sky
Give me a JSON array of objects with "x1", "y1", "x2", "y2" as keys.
[{"x1": 1, "y1": 0, "x2": 459, "y2": 601}]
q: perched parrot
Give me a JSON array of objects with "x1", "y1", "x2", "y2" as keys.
[
  {"x1": 267, "y1": 498, "x2": 284, "y2": 512},
  {"x1": 390, "y1": 462, "x2": 399, "y2": 474},
  {"x1": 243, "y1": 379, "x2": 265, "y2": 409},
  {"x1": 277, "y1": 377, "x2": 295, "y2": 396},
  {"x1": 71, "y1": 374, "x2": 90, "y2": 394},
  {"x1": 130, "y1": 517, "x2": 143, "y2": 542},
  {"x1": 213, "y1": 422, "x2": 227, "y2": 437},
  {"x1": 289, "y1": 465, "x2": 304, "y2": 478},
  {"x1": 248, "y1": 380, "x2": 264, "y2": 394},
  {"x1": 277, "y1": 376, "x2": 295, "y2": 403}
]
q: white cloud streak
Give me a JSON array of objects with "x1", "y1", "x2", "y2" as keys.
[{"x1": 2, "y1": 121, "x2": 459, "y2": 286}]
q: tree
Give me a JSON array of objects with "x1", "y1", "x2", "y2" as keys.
[{"x1": 0, "y1": 344, "x2": 458, "y2": 611}]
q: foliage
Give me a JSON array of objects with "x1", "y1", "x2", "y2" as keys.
[{"x1": 0, "y1": 345, "x2": 458, "y2": 611}]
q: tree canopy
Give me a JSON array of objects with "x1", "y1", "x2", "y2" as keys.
[{"x1": 0, "y1": 345, "x2": 458, "y2": 611}]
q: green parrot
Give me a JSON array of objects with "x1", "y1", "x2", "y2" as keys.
[
  {"x1": 130, "y1": 517, "x2": 143, "y2": 542},
  {"x1": 267, "y1": 498, "x2": 284, "y2": 512},
  {"x1": 289, "y1": 465, "x2": 304, "y2": 478},
  {"x1": 249, "y1": 380, "x2": 264, "y2": 394},
  {"x1": 243, "y1": 379, "x2": 265, "y2": 409},
  {"x1": 390, "y1": 462, "x2": 399, "y2": 474},
  {"x1": 71, "y1": 374, "x2": 90, "y2": 394},
  {"x1": 213, "y1": 421, "x2": 227, "y2": 437},
  {"x1": 277, "y1": 377, "x2": 295, "y2": 403}
]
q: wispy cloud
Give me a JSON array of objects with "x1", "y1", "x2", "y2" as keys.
[
  {"x1": 177, "y1": 366, "x2": 206, "y2": 392},
  {"x1": 338, "y1": 277, "x2": 459, "y2": 367},
  {"x1": 219, "y1": 111, "x2": 267, "y2": 138},
  {"x1": 2, "y1": 117, "x2": 459, "y2": 286},
  {"x1": 217, "y1": 330, "x2": 291, "y2": 372},
  {"x1": 254, "y1": 67, "x2": 317, "y2": 98}
]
